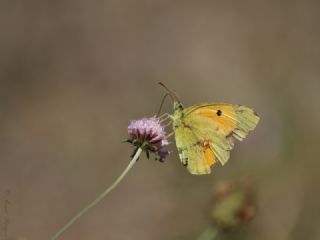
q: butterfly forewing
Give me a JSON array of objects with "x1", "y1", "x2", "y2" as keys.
[
  {"x1": 174, "y1": 102, "x2": 259, "y2": 175},
  {"x1": 185, "y1": 103, "x2": 260, "y2": 140}
]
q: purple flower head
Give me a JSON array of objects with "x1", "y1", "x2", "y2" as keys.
[{"x1": 127, "y1": 117, "x2": 170, "y2": 162}]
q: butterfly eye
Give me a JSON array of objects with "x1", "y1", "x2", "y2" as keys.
[
  {"x1": 216, "y1": 110, "x2": 222, "y2": 116},
  {"x1": 175, "y1": 103, "x2": 184, "y2": 111}
]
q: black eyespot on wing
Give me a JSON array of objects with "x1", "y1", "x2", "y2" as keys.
[{"x1": 216, "y1": 109, "x2": 222, "y2": 116}]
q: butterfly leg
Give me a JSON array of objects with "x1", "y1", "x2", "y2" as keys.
[
  {"x1": 159, "y1": 113, "x2": 172, "y2": 119},
  {"x1": 159, "y1": 113, "x2": 174, "y2": 123},
  {"x1": 164, "y1": 120, "x2": 173, "y2": 128},
  {"x1": 166, "y1": 131, "x2": 175, "y2": 139}
]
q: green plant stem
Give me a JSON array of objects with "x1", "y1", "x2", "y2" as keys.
[
  {"x1": 50, "y1": 147, "x2": 143, "y2": 240},
  {"x1": 197, "y1": 226, "x2": 219, "y2": 240}
]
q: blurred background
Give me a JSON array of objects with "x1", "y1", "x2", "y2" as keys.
[{"x1": 1, "y1": 0, "x2": 320, "y2": 239}]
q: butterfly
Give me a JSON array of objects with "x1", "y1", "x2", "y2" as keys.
[{"x1": 159, "y1": 83, "x2": 260, "y2": 175}]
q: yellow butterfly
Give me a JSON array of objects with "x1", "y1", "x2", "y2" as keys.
[{"x1": 159, "y1": 83, "x2": 260, "y2": 175}]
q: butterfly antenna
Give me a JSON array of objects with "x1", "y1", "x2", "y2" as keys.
[
  {"x1": 158, "y1": 82, "x2": 180, "y2": 102},
  {"x1": 156, "y1": 93, "x2": 170, "y2": 117}
]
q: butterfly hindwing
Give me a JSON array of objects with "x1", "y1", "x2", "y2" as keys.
[
  {"x1": 183, "y1": 113, "x2": 234, "y2": 166},
  {"x1": 174, "y1": 113, "x2": 234, "y2": 174},
  {"x1": 175, "y1": 125, "x2": 214, "y2": 174}
]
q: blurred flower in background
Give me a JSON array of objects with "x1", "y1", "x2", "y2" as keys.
[
  {"x1": 197, "y1": 179, "x2": 256, "y2": 240},
  {"x1": 210, "y1": 179, "x2": 256, "y2": 231}
]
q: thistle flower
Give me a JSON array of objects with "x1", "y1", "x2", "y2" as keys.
[
  {"x1": 127, "y1": 117, "x2": 170, "y2": 162},
  {"x1": 51, "y1": 116, "x2": 170, "y2": 240}
]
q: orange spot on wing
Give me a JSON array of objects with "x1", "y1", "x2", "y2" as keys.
[
  {"x1": 203, "y1": 142, "x2": 216, "y2": 167},
  {"x1": 196, "y1": 106, "x2": 237, "y2": 135}
]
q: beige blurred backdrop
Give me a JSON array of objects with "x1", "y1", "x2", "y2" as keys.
[{"x1": 1, "y1": 0, "x2": 320, "y2": 239}]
